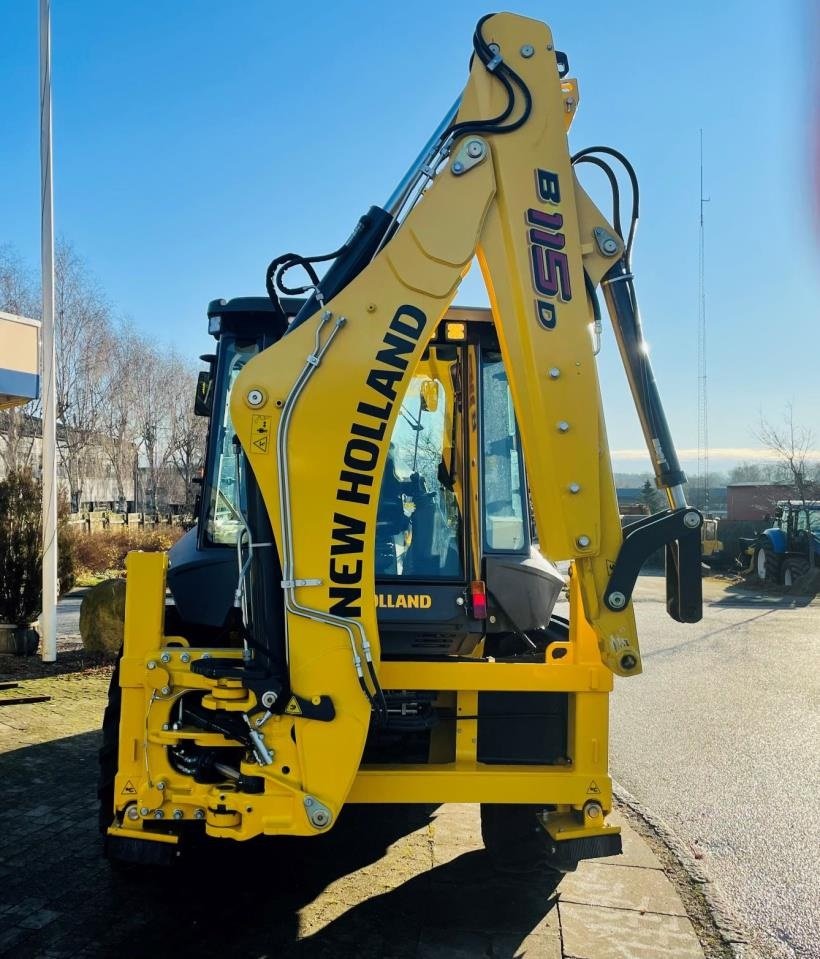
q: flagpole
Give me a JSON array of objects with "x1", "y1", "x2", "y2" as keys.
[{"x1": 40, "y1": 0, "x2": 58, "y2": 662}]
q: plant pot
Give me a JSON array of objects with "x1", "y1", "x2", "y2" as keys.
[{"x1": 12, "y1": 624, "x2": 39, "y2": 657}]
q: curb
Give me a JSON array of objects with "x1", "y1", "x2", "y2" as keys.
[{"x1": 614, "y1": 781, "x2": 749, "y2": 958}]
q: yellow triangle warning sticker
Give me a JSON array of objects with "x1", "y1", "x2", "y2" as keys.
[
  {"x1": 284, "y1": 697, "x2": 302, "y2": 716},
  {"x1": 251, "y1": 414, "x2": 271, "y2": 454},
  {"x1": 587, "y1": 780, "x2": 601, "y2": 794},
  {"x1": 121, "y1": 780, "x2": 137, "y2": 795}
]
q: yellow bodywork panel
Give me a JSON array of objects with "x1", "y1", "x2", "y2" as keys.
[{"x1": 110, "y1": 12, "x2": 657, "y2": 852}]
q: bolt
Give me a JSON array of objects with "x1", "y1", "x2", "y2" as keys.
[
  {"x1": 488, "y1": 42, "x2": 500, "y2": 54},
  {"x1": 576, "y1": 535, "x2": 591, "y2": 549},
  {"x1": 160, "y1": 652, "x2": 171, "y2": 663},
  {"x1": 312, "y1": 811, "x2": 329, "y2": 827},
  {"x1": 489, "y1": 615, "x2": 497, "y2": 624},
  {"x1": 569, "y1": 483, "x2": 581, "y2": 494},
  {"x1": 683, "y1": 510, "x2": 701, "y2": 529},
  {"x1": 620, "y1": 653, "x2": 638, "y2": 670},
  {"x1": 602, "y1": 237, "x2": 618, "y2": 255},
  {"x1": 586, "y1": 802, "x2": 603, "y2": 819},
  {"x1": 557, "y1": 421, "x2": 570, "y2": 433},
  {"x1": 180, "y1": 652, "x2": 190, "y2": 664},
  {"x1": 247, "y1": 388, "x2": 264, "y2": 407},
  {"x1": 546, "y1": 42, "x2": 554, "y2": 51},
  {"x1": 172, "y1": 809, "x2": 184, "y2": 820},
  {"x1": 194, "y1": 809, "x2": 205, "y2": 820},
  {"x1": 548, "y1": 367, "x2": 560, "y2": 379},
  {"x1": 608, "y1": 591, "x2": 626, "y2": 609},
  {"x1": 466, "y1": 140, "x2": 483, "y2": 158},
  {"x1": 160, "y1": 686, "x2": 171, "y2": 697},
  {"x1": 456, "y1": 597, "x2": 465, "y2": 606},
  {"x1": 154, "y1": 810, "x2": 165, "y2": 820},
  {"x1": 520, "y1": 44, "x2": 534, "y2": 57},
  {"x1": 452, "y1": 161, "x2": 464, "y2": 173},
  {"x1": 126, "y1": 806, "x2": 140, "y2": 821},
  {"x1": 156, "y1": 780, "x2": 166, "y2": 791},
  {"x1": 367, "y1": 303, "x2": 376, "y2": 313},
  {"x1": 147, "y1": 661, "x2": 156, "y2": 670},
  {"x1": 162, "y1": 723, "x2": 170, "y2": 731},
  {"x1": 304, "y1": 797, "x2": 314, "y2": 807},
  {"x1": 261, "y1": 690, "x2": 277, "y2": 709},
  {"x1": 140, "y1": 807, "x2": 150, "y2": 817}
]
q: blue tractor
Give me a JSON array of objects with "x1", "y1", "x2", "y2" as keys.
[{"x1": 751, "y1": 500, "x2": 820, "y2": 585}]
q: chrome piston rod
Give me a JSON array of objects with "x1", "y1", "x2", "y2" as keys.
[{"x1": 383, "y1": 97, "x2": 461, "y2": 216}]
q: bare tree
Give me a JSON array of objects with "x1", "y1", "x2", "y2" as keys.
[
  {"x1": 757, "y1": 404, "x2": 818, "y2": 504},
  {"x1": 133, "y1": 340, "x2": 174, "y2": 513},
  {"x1": 98, "y1": 321, "x2": 141, "y2": 509},
  {"x1": 53, "y1": 241, "x2": 114, "y2": 509},
  {"x1": 168, "y1": 361, "x2": 207, "y2": 508}
]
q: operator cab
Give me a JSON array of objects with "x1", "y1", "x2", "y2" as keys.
[{"x1": 168, "y1": 297, "x2": 563, "y2": 658}]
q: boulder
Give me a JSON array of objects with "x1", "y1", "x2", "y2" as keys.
[{"x1": 80, "y1": 578, "x2": 126, "y2": 657}]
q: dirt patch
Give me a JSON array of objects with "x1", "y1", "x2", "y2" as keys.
[{"x1": 0, "y1": 648, "x2": 114, "y2": 681}]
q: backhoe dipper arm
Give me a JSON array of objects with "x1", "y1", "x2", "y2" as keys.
[{"x1": 231, "y1": 13, "x2": 701, "y2": 822}]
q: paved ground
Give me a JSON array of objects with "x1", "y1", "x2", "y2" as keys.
[
  {"x1": 608, "y1": 576, "x2": 819, "y2": 959},
  {"x1": 0, "y1": 640, "x2": 718, "y2": 957}
]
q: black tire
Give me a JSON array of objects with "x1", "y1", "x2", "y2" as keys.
[
  {"x1": 783, "y1": 556, "x2": 810, "y2": 588},
  {"x1": 480, "y1": 804, "x2": 566, "y2": 877},
  {"x1": 98, "y1": 658, "x2": 122, "y2": 837},
  {"x1": 754, "y1": 542, "x2": 782, "y2": 585}
]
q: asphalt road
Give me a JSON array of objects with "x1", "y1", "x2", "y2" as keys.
[{"x1": 609, "y1": 577, "x2": 819, "y2": 959}]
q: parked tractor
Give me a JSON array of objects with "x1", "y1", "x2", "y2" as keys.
[{"x1": 748, "y1": 500, "x2": 820, "y2": 585}]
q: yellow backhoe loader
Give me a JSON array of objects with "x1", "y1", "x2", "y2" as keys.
[{"x1": 98, "y1": 12, "x2": 702, "y2": 876}]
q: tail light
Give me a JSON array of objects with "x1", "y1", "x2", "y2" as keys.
[{"x1": 470, "y1": 580, "x2": 487, "y2": 620}]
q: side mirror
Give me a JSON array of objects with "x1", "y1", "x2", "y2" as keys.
[
  {"x1": 419, "y1": 378, "x2": 440, "y2": 413},
  {"x1": 194, "y1": 370, "x2": 214, "y2": 417}
]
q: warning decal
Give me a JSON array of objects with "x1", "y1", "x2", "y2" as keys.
[
  {"x1": 121, "y1": 780, "x2": 137, "y2": 795},
  {"x1": 251, "y1": 414, "x2": 271, "y2": 454},
  {"x1": 284, "y1": 697, "x2": 303, "y2": 716},
  {"x1": 586, "y1": 780, "x2": 601, "y2": 795}
]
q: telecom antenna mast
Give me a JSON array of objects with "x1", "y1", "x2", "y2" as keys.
[{"x1": 697, "y1": 131, "x2": 709, "y2": 513}]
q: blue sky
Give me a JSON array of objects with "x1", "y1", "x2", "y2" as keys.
[{"x1": 3, "y1": 0, "x2": 818, "y2": 472}]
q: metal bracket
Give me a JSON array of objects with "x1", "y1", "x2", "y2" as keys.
[
  {"x1": 605, "y1": 508, "x2": 703, "y2": 623},
  {"x1": 451, "y1": 137, "x2": 489, "y2": 177},
  {"x1": 304, "y1": 795, "x2": 333, "y2": 829},
  {"x1": 593, "y1": 227, "x2": 619, "y2": 257},
  {"x1": 280, "y1": 578, "x2": 322, "y2": 589}
]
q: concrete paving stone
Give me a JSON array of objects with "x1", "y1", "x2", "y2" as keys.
[
  {"x1": 559, "y1": 900, "x2": 704, "y2": 959},
  {"x1": 428, "y1": 877, "x2": 560, "y2": 936},
  {"x1": 490, "y1": 930, "x2": 562, "y2": 959},
  {"x1": 17, "y1": 909, "x2": 59, "y2": 930},
  {"x1": 599, "y1": 811, "x2": 662, "y2": 869},
  {"x1": 417, "y1": 927, "x2": 491, "y2": 958},
  {"x1": 560, "y1": 861, "x2": 687, "y2": 916}
]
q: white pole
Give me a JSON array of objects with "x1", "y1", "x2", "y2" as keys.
[{"x1": 40, "y1": 0, "x2": 58, "y2": 662}]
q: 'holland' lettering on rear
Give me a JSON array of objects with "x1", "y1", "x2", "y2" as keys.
[
  {"x1": 528, "y1": 169, "x2": 572, "y2": 330},
  {"x1": 328, "y1": 305, "x2": 427, "y2": 617}
]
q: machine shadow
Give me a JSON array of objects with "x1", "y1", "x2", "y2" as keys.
[
  {"x1": 280, "y1": 849, "x2": 562, "y2": 958},
  {"x1": 2, "y1": 731, "x2": 561, "y2": 957}
]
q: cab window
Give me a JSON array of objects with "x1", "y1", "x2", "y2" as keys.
[{"x1": 376, "y1": 346, "x2": 464, "y2": 578}]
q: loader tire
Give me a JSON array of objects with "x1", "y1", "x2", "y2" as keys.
[
  {"x1": 754, "y1": 543, "x2": 781, "y2": 585},
  {"x1": 97, "y1": 657, "x2": 122, "y2": 837},
  {"x1": 782, "y1": 557, "x2": 810, "y2": 587},
  {"x1": 480, "y1": 804, "x2": 565, "y2": 877}
]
